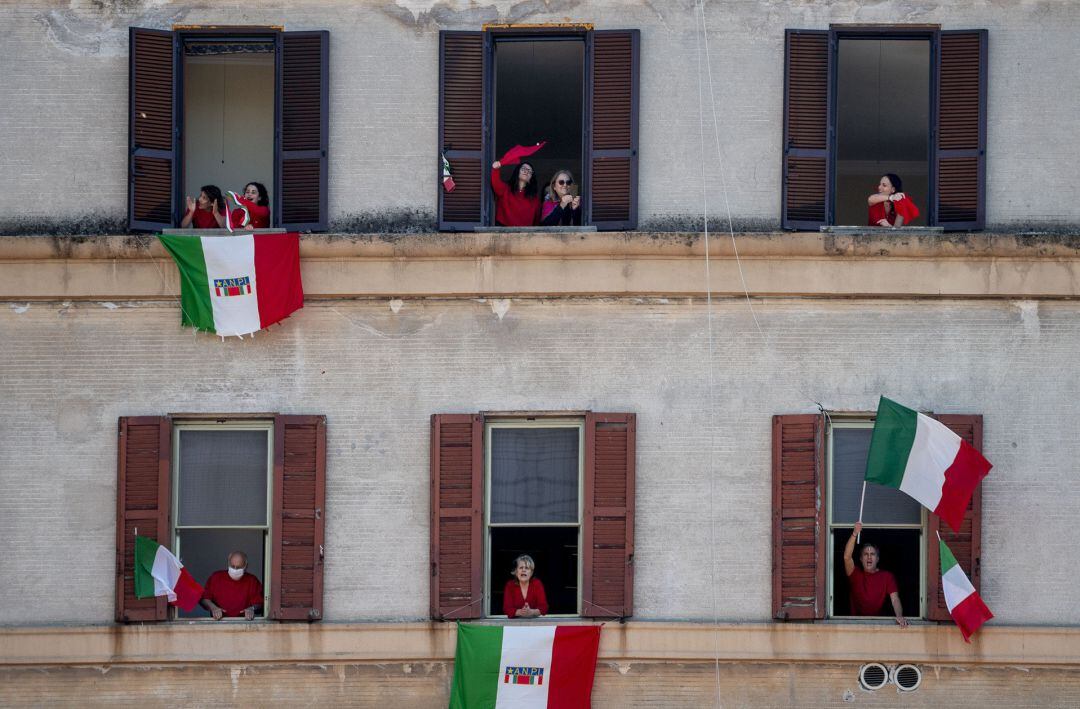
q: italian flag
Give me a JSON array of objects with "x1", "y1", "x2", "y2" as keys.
[
  {"x1": 865, "y1": 397, "x2": 991, "y2": 532},
  {"x1": 159, "y1": 233, "x2": 303, "y2": 337},
  {"x1": 134, "y1": 536, "x2": 203, "y2": 611},
  {"x1": 450, "y1": 624, "x2": 601, "y2": 709},
  {"x1": 940, "y1": 537, "x2": 993, "y2": 642}
]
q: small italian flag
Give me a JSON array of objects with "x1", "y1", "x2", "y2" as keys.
[
  {"x1": 864, "y1": 397, "x2": 991, "y2": 532},
  {"x1": 158, "y1": 233, "x2": 304, "y2": 337},
  {"x1": 224, "y1": 190, "x2": 250, "y2": 232},
  {"x1": 134, "y1": 536, "x2": 203, "y2": 611},
  {"x1": 450, "y1": 624, "x2": 601, "y2": 709},
  {"x1": 939, "y1": 536, "x2": 993, "y2": 642}
]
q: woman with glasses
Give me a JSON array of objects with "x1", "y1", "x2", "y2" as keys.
[
  {"x1": 540, "y1": 169, "x2": 582, "y2": 226},
  {"x1": 491, "y1": 160, "x2": 542, "y2": 227}
]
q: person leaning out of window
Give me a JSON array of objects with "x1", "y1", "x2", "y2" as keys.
[
  {"x1": 201, "y1": 550, "x2": 264, "y2": 620},
  {"x1": 180, "y1": 184, "x2": 226, "y2": 229},
  {"x1": 490, "y1": 161, "x2": 542, "y2": 227},
  {"x1": 845, "y1": 522, "x2": 908, "y2": 627},
  {"x1": 229, "y1": 181, "x2": 271, "y2": 229},
  {"x1": 867, "y1": 173, "x2": 918, "y2": 228},
  {"x1": 503, "y1": 554, "x2": 549, "y2": 618},
  {"x1": 540, "y1": 169, "x2": 582, "y2": 226}
]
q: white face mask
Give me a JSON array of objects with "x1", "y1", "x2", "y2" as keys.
[{"x1": 228, "y1": 567, "x2": 245, "y2": 581}]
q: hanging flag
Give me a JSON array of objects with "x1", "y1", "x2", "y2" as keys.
[
  {"x1": 893, "y1": 194, "x2": 920, "y2": 222},
  {"x1": 442, "y1": 154, "x2": 456, "y2": 193},
  {"x1": 939, "y1": 537, "x2": 993, "y2": 642},
  {"x1": 159, "y1": 233, "x2": 304, "y2": 337},
  {"x1": 499, "y1": 141, "x2": 547, "y2": 166},
  {"x1": 134, "y1": 536, "x2": 204, "y2": 611},
  {"x1": 450, "y1": 624, "x2": 600, "y2": 709},
  {"x1": 864, "y1": 396, "x2": 991, "y2": 532}
]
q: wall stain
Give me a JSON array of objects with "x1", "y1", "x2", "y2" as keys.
[
  {"x1": 36, "y1": 1, "x2": 191, "y2": 57},
  {"x1": 380, "y1": 0, "x2": 583, "y2": 31}
]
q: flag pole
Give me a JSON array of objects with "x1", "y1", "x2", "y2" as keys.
[{"x1": 856, "y1": 481, "x2": 867, "y2": 543}]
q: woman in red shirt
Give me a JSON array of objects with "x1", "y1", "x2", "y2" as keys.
[
  {"x1": 230, "y1": 181, "x2": 271, "y2": 229},
  {"x1": 180, "y1": 185, "x2": 226, "y2": 229},
  {"x1": 503, "y1": 554, "x2": 549, "y2": 618},
  {"x1": 867, "y1": 173, "x2": 918, "y2": 227},
  {"x1": 491, "y1": 161, "x2": 541, "y2": 227}
]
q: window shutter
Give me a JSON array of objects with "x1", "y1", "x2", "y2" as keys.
[
  {"x1": 438, "y1": 32, "x2": 485, "y2": 231},
  {"x1": 781, "y1": 30, "x2": 831, "y2": 230},
  {"x1": 270, "y1": 415, "x2": 326, "y2": 620},
  {"x1": 582, "y1": 413, "x2": 635, "y2": 618},
  {"x1": 587, "y1": 30, "x2": 640, "y2": 231},
  {"x1": 128, "y1": 28, "x2": 177, "y2": 232},
  {"x1": 276, "y1": 31, "x2": 329, "y2": 231},
  {"x1": 115, "y1": 416, "x2": 171, "y2": 622},
  {"x1": 771, "y1": 414, "x2": 826, "y2": 620},
  {"x1": 933, "y1": 30, "x2": 987, "y2": 230},
  {"x1": 429, "y1": 414, "x2": 484, "y2": 619},
  {"x1": 926, "y1": 414, "x2": 984, "y2": 621}
]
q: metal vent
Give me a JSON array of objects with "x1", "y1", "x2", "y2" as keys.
[
  {"x1": 858, "y1": 663, "x2": 889, "y2": 691},
  {"x1": 893, "y1": 664, "x2": 922, "y2": 691}
]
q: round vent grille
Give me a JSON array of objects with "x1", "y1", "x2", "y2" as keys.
[
  {"x1": 893, "y1": 664, "x2": 922, "y2": 691},
  {"x1": 858, "y1": 663, "x2": 889, "y2": 691}
]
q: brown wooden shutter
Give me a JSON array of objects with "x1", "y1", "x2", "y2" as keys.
[
  {"x1": 270, "y1": 415, "x2": 326, "y2": 620},
  {"x1": 772, "y1": 414, "x2": 826, "y2": 620},
  {"x1": 128, "y1": 28, "x2": 176, "y2": 232},
  {"x1": 438, "y1": 32, "x2": 485, "y2": 231},
  {"x1": 582, "y1": 413, "x2": 636, "y2": 618},
  {"x1": 587, "y1": 30, "x2": 640, "y2": 231},
  {"x1": 926, "y1": 414, "x2": 984, "y2": 621},
  {"x1": 781, "y1": 30, "x2": 831, "y2": 230},
  {"x1": 430, "y1": 414, "x2": 484, "y2": 619},
  {"x1": 115, "y1": 416, "x2": 171, "y2": 622},
  {"x1": 933, "y1": 31, "x2": 987, "y2": 231},
  {"x1": 276, "y1": 31, "x2": 329, "y2": 231}
]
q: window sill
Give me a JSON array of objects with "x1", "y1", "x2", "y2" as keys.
[
  {"x1": 820, "y1": 225, "x2": 944, "y2": 234},
  {"x1": 476, "y1": 226, "x2": 598, "y2": 233},
  {"x1": 161, "y1": 228, "x2": 287, "y2": 235}
]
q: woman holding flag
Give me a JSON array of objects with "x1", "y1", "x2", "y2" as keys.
[
  {"x1": 490, "y1": 141, "x2": 546, "y2": 227},
  {"x1": 228, "y1": 181, "x2": 271, "y2": 230}
]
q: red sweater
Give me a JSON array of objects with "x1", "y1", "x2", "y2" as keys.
[
  {"x1": 503, "y1": 578, "x2": 549, "y2": 617},
  {"x1": 231, "y1": 195, "x2": 271, "y2": 229},
  {"x1": 869, "y1": 196, "x2": 918, "y2": 226},
  {"x1": 491, "y1": 167, "x2": 541, "y2": 227},
  {"x1": 202, "y1": 570, "x2": 264, "y2": 617}
]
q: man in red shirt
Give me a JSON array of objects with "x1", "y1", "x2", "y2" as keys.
[
  {"x1": 845, "y1": 522, "x2": 909, "y2": 627},
  {"x1": 201, "y1": 551, "x2": 264, "y2": 620}
]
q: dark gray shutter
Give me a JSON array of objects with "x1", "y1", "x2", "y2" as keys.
[
  {"x1": 438, "y1": 32, "x2": 485, "y2": 231},
  {"x1": 933, "y1": 30, "x2": 987, "y2": 230},
  {"x1": 781, "y1": 30, "x2": 831, "y2": 230},
  {"x1": 587, "y1": 30, "x2": 639, "y2": 231},
  {"x1": 276, "y1": 31, "x2": 329, "y2": 232},
  {"x1": 128, "y1": 28, "x2": 177, "y2": 232}
]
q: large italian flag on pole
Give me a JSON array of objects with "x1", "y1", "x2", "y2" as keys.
[
  {"x1": 158, "y1": 233, "x2": 303, "y2": 337},
  {"x1": 939, "y1": 535, "x2": 993, "y2": 642},
  {"x1": 449, "y1": 624, "x2": 601, "y2": 709},
  {"x1": 134, "y1": 536, "x2": 203, "y2": 611},
  {"x1": 865, "y1": 396, "x2": 991, "y2": 532}
]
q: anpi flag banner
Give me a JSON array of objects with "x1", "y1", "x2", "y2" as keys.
[
  {"x1": 865, "y1": 397, "x2": 991, "y2": 532},
  {"x1": 940, "y1": 537, "x2": 993, "y2": 642},
  {"x1": 449, "y1": 624, "x2": 600, "y2": 709},
  {"x1": 134, "y1": 536, "x2": 203, "y2": 611},
  {"x1": 159, "y1": 233, "x2": 303, "y2": 337}
]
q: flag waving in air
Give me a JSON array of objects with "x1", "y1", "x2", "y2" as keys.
[
  {"x1": 498, "y1": 141, "x2": 547, "y2": 166},
  {"x1": 939, "y1": 536, "x2": 993, "y2": 642},
  {"x1": 864, "y1": 397, "x2": 991, "y2": 532},
  {"x1": 134, "y1": 536, "x2": 203, "y2": 611}
]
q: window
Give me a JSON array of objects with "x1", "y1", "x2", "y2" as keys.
[
  {"x1": 430, "y1": 412, "x2": 635, "y2": 620},
  {"x1": 781, "y1": 28, "x2": 987, "y2": 230},
  {"x1": 771, "y1": 412, "x2": 983, "y2": 622},
  {"x1": 128, "y1": 28, "x2": 329, "y2": 232},
  {"x1": 115, "y1": 415, "x2": 326, "y2": 622},
  {"x1": 437, "y1": 28, "x2": 639, "y2": 232}
]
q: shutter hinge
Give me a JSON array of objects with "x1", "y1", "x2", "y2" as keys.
[
  {"x1": 431, "y1": 561, "x2": 437, "y2": 577},
  {"x1": 319, "y1": 544, "x2": 324, "y2": 559},
  {"x1": 309, "y1": 608, "x2": 321, "y2": 620},
  {"x1": 315, "y1": 507, "x2": 322, "y2": 520},
  {"x1": 627, "y1": 553, "x2": 634, "y2": 566}
]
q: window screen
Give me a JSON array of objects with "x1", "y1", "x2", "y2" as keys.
[
  {"x1": 490, "y1": 428, "x2": 579, "y2": 524},
  {"x1": 832, "y1": 427, "x2": 921, "y2": 524},
  {"x1": 177, "y1": 429, "x2": 269, "y2": 526}
]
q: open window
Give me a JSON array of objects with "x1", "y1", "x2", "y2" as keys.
[{"x1": 128, "y1": 27, "x2": 329, "y2": 232}]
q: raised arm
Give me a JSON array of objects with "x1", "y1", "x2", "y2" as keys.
[
  {"x1": 843, "y1": 522, "x2": 861, "y2": 576},
  {"x1": 490, "y1": 163, "x2": 509, "y2": 198}
]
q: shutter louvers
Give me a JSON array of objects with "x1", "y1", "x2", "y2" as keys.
[
  {"x1": 128, "y1": 28, "x2": 176, "y2": 231},
  {"x1": 782, "y1": 30, "x2": 830, "y2": 230},
  {"x1": 588, "y1": 30, "x2": 639, "y2": 231},
  {"x1": 926, "y1": 414, "x2": 984, "y2": 621},
  {"x1": 438, "y1": 32, "x2": 485, "y2": 231},
  {"x1": 933, "y1": 31, "x2": 987, "y2": 230},
  {"x1": 270, "y1": 415, "x2": 326, "y2": 620},
  {"x1": 430, "y1": 414, "x2": 484, "y2": 619},
  {"x1": 277, "y1": 31, "x2": 329, "y2": 231},
  {"x1": 116, "y1": 416, "x2": 171, "y2": 622},
  {"x1": 582, "y1": 413, "x2": 635, "y2": 618},
  {"x1": 772, "y1": 414, "x2": 826, "y2": 620}
]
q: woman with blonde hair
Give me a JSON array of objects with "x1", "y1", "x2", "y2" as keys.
[
  {"x1": 502, "y1": 554, "x2": 548, "y2": 618},
  {"x1": 540, "y1": 169, "x2": 582, "y2": 226}
]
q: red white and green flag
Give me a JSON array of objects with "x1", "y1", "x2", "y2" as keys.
[
  {"x1": 158, "y1": 233, "x2": 303, "y2": 337},
  {"x1": 449, "y1": 624, "x2": 600, "y2": 709},
  {"x1": 865, "y1": 396, "x2": 991, "y2": 532},
  {"x1": 134, "y1": 535, "x2": 203, "y2": 611},
  {"x1": 939, "y1": 536, "x2": 993, "y2": 642}
]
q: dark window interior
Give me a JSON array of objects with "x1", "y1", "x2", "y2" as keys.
[
  {"x1": 832, "y1": 528, "x2": 920, "y2": 617},
  {"x1": 490, "y1": 526, "x2": 579, "y2": 616},
  {"x1": 176, "y1": 528, "x2": 266, "y2": 618},
  {"x1": 835, "y1": 38, "x2": 929, "y2": 226}
]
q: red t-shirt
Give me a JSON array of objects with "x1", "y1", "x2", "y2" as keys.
[
  {"x1": 869, "y1": 196, "x2": 919, "y2": 226},
  {"x1": 191, "y1": 206, "x2": 223, "y2": 228},
  {"x1": 202, "y1": 570, "x2": 264, "y2": 617},
  {"x1": 491, "y1": 167, "x2": 541, "y2": 227},
  {"x1": 848, "y1": 568, "x2": 898, "y2": 616},
  {"x1": 503, "y1": 578, "x2": 549, "y2": 618},
  {"x1": 231, "y1": 195, "x2": 271, "y2": 229}
]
